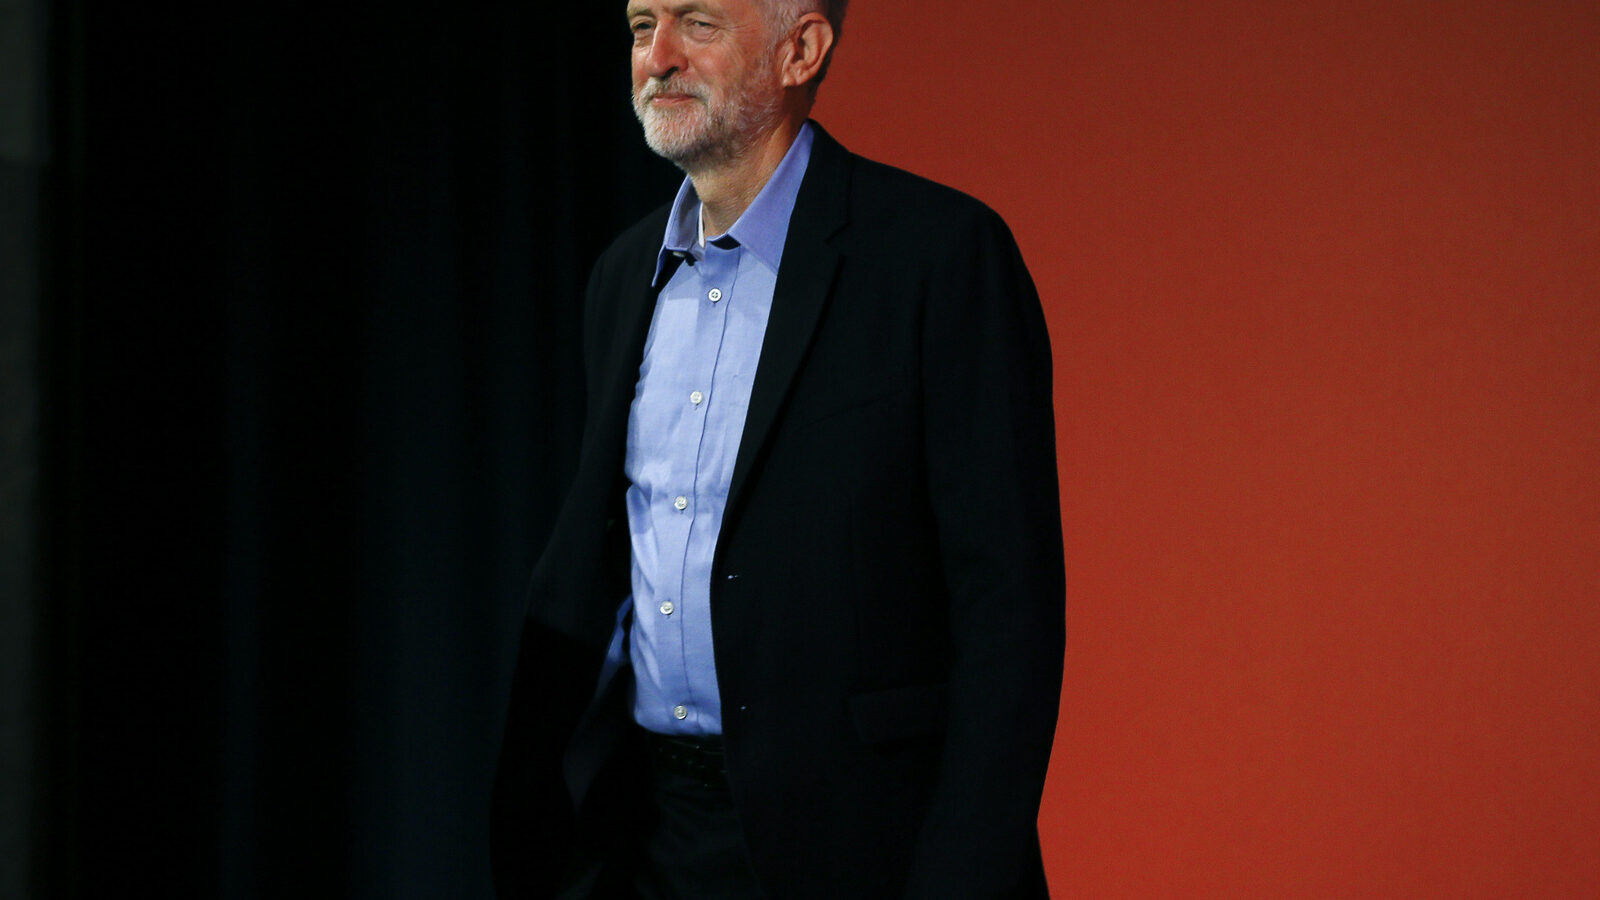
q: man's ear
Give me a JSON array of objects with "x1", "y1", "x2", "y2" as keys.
[{"x1": 779, "y1": 12, "x2": 835, "y2": 89}]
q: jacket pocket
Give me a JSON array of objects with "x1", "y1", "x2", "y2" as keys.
[
  {"x1": 786, "y1": 366, "x2": 910, "y2": 431},
  {"x1": 847, "y1": 681, "x2": 948, "y2": 745}
]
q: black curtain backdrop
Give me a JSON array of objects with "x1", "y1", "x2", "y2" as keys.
[{"x1": 38, "y1": 4, "x2": 678, "y2": 896}]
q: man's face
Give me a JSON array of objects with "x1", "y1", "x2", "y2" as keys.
[{"x1": 627, "y1": 0, "x2": 788, "y2": 169}]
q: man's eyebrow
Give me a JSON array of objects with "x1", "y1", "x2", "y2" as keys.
[{"x1": 627, "y1": 2, "x2": 715, "y2": 19}]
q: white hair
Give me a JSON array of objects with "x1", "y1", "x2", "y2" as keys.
[
  {"x1": 759, "y1": 0, "x2": 847, "y2": 33},
  {"x1": 759, "y1": 0, "x2": 848, "y2": 84}
]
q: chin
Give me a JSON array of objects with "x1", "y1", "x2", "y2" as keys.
[{"x1": 643, "y1": 122, "x2": 717, "y2": 165}]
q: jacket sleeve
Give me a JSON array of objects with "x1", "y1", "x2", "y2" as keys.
[{"x1": 905, "y1": 204, "x2": 1066, "y2": 898}]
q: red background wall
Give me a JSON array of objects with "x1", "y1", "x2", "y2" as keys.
[{"x1": 815, "y1": 2, "x2": 1599, "y2": 895}]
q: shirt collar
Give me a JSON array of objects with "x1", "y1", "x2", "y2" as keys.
[{"x1": 652, "y1": 121, "x2": 816, "y2": 287}]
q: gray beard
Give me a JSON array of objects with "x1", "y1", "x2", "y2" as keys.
[{"x1": 633, "y1": 74, "x2": 786, "y2": 172}]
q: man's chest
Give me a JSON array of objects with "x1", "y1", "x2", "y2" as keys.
[{"x1": 625, "y1": 242, "x2": 776, "y2": 498}]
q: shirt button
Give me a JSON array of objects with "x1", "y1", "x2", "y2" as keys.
[
  {"x1": 708, "y1": 288, "x2": 723, "y2": 302},
  {"x1": 690, "y1": 391, "x2": 704, "y2": 405},
  {"x1": 673, "y1": 705, "x2": 688, "y2": 720},
  {"x1": 674, "y1": 495, "x2": 688, "y2": 511},
  {"x1": 660, "y1": 600, "x2": 675, "y2": 616}
]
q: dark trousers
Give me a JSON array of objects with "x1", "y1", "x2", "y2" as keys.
[
  {"x1": 633, "y1": 734, "x2": 764, "y2": 900},
  {"x1": 558, "y1": 730, "x2": 764, "y2": 900}
]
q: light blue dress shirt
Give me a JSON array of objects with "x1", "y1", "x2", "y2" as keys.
[{"x1": 621, "y1": 123, "x2": 815, "y2": 736}]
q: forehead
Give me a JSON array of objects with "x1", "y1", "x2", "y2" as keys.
[{"x1": 626, "y1": 0, "x2": 761, "y2": 18}]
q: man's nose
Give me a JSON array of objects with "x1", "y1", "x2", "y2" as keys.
[{"x1": 643, "y1": 25, "x2": 686, "y2": 78}]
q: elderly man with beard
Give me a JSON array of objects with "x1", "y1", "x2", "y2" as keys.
[{"x1": 491, "y1": 1, "x2": 1065, "y2": 897}]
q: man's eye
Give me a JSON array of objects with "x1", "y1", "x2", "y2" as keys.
[{"x1": 630, "y1": 20, "x2": 653, "y2": 38}]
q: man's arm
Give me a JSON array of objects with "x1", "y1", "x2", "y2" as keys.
[{"x1": 907, "y1": 204, "x2": 1066, "y2": 898}]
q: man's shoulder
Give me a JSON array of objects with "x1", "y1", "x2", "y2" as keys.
[
  {"x1": 590, "y1": 202, "x2": 673, "y2": 278},
  {"x1": 804, "y1": 122, "x2": 992, "y2": 221},
  {"x1": 847, "y1": 152, "x2": 992, "y2": 219},
  {"x1": 836, "y1": 148, "x2": 1019, "y2": 260}
]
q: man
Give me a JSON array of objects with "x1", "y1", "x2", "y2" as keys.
[{"x1": 492, "y1": 1, "x2": 1064, "y2": 897}]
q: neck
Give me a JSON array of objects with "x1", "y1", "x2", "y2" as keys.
[{"x1": 687, "y1": 116, "x2": 805, "y2": 237}]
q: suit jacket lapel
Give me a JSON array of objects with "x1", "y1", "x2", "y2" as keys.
[
  {"x1": 725, "y1": 126, "x2": 852, "y2": 527},
  {"x1": 596, "y1": 251, "x2": 681, "y2": 455},
  {"x1": 544, "y1": 245, "x2": 675, "y2": 645}
]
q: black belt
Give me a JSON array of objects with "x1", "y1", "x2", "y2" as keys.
[{"x1": 644, "y1": 729, "x2": 727, "y2": 786}]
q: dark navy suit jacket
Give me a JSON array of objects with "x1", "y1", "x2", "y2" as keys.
[{"x1": 492, "y1": 124, "x2": 1065, "y2": 899}]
